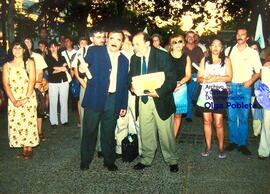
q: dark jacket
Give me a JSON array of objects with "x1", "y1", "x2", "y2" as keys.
[
  {"x1": 82, "y1": 46, "x2": 129, "y2": 116},
  {"x1": 128, "y1": 47, "x2": 176, "y2": 120}
]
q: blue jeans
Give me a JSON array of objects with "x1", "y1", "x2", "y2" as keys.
[
  {"x1": 227, "y1": 83, "x2": 251, "y2": 145},
  {"x1": 186, "y1": 73, "x2": 199, "y2": 119}
]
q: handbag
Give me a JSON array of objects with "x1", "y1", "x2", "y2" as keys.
[
  {"x1": 35, "y1": 88, "x2": 46, "y2": 117},
  {"x1": 121, "y1": 134, "x2": 139, "y2": 162},
  {"x1": 121, "y1": 106, "x2": 139, "y2": 162},
  {"x1": 70, "y1": 77, "x2": 80, "y2": 98}
]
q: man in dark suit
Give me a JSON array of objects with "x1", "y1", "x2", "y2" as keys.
[
  {"x1": 80, "y1": 30, "x2": 129, "y2": 171},
  {"x1": 129, "y1": 32, "x2": 179, "y2": 172}
]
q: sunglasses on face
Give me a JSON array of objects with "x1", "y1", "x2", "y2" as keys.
[{"x1": 172, "y1": 40, "x2": 184, "y2": 45}]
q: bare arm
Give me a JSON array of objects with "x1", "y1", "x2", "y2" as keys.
[
  {"x1": 197, "y1": 57, "x2": 206, "y2": 83},
  {"x1": 2, "y1": 63, "x2": 17, "y2": 106},
  {"x1": 74, "y1": 67, "x2": 87, "y2": 88},
  {"x1": 35, "y1": 69, "x2": 43, "y2": 89},
  {"x1": 243, "y1": 73, "x2": 260, "y2": 88},
  {"x1": 53, "y1": 63, "x2": 68, "y2": 74},
  {"x1": 25, "y1": 59, "x2": 36, "y2": 98}
]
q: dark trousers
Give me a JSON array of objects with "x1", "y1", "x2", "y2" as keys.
[{"x1": 81, "y1": 94, "x2": 117, "y2": 166}]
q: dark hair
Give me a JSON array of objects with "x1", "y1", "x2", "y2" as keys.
[
  {"x1": 206, "y1": 38, "x2": 226, "y2": 67},
  {"x1": 48, "y1": 40, "x2": 61, "y2": 56},
  {"x1": 7, "y1": 40, "x2": 31, "y2": 64},
  {"x1": 151, "y1": 33, "x2": 163, "y2": 43},
  {"x1": 236, "y1": 26, "x2": 250, "y2": 37},
  {"x1": 64, "y1": 36, "x2": 73, "y2": 42},
  {"x1": 39, "y1": 27, "x2": 48, "y2": 34},
  {"x1": 23, "y1": 37, "x2": 34, "y2": 51},
  {"x1": 48, "y1": 40, "x2": 59, "y2": 48},
  {"x1": 38, "y1": 40, "x2": 48, "y2": 47},
  {"x1": 88, "y1": 28, "x2": 105, "y2": 38},
  {"x1": 249, "y1": 41, "x2": 261, "y2": 53},
  {"x1": 108, "y1": 30, "x2": 125, "y2": 41},
  {"x1": 78, "y1": 36, "x2": 89, "y2": 44}
]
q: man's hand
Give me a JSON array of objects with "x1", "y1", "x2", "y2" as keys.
[
  {"x1": 243, "y1": 80, "x2": 252, "y2": 88},
  {"x1": 119, "y1": 109, "x2": 127, "y2": 117},
  {"x1": 146, "y1": 90, "x2": 159, "y2": 98}
]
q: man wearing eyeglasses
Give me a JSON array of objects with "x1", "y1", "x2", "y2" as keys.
[
  {"x1": 129, "y1": 32, "x2": 178, "y2": 172},
  {"x1": 183, "y1": 31, "x2": 204, "y2": 122}
]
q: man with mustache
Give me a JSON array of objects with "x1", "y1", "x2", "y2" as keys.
[
  {"x1": 225, "y1": 27, "x2": 262, "y2": 155},
  {"x1": 80, "y1": 30, "x2": 129, "y2": 171}
]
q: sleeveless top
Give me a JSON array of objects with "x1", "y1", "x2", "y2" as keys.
[{"x1": 170, "y1": 53, "x2": 187, "y2": 81}]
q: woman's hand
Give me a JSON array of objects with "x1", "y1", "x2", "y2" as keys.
[
  {"x1": 203, "y1": 75, "x2": 216, "y2": 83},
  {"x1": 174, "y1": 82, "x2": 183, "y2": 92}
]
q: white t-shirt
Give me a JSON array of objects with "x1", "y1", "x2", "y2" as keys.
[
  {"x1": 31, "y1": 52, "x2": 47, "y2": 80},
  {"x1": 61, "y1": 49, "x2": 77, "y2": 68}
]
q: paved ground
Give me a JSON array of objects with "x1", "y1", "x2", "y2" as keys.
[{"x1": 0, "y1": 108, "x2": 270, "y2": 194}]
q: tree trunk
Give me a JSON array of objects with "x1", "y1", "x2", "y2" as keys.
[
  {"x1": 7, "y1": 0, "x2": 15, "y2": 45},
  {"x1": 1, "y1": 0, "x2": 7, "y2": 50}
]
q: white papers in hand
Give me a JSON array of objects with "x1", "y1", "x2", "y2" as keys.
[{"x1": 132, "y1": 72, "x2": 165, "y2": 96}]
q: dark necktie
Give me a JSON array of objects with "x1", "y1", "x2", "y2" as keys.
[{"x1": 141, "y1": 56, "x2": 148, "y2": 104}]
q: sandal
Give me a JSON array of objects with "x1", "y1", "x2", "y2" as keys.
[
  {"x1": 23, "y1": 150, "x2": 33, "y2": 160},
  {"x1": 16, "y1": 152, "x2": 25, "y2": 159},
  {"x1": 39, "y1": 133, "x2": 46, "y2": 142}
]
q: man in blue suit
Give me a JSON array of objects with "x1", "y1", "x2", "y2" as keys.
[{"x1": 80, "y1": 30, "x2": 129, "y2": 171}]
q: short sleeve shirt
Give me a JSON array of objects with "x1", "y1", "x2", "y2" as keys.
[{"x1": 225, "y1": 44, "x2": 262, "y2": 83}]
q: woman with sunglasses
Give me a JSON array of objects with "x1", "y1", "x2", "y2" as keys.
[
  {"x1": 168, "y1": 34, "x2": 191, "y2": 138},
  {"x1": 197, "y1": 38, "x2": 232, "y2": 159}
]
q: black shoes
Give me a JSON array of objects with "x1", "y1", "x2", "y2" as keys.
[
  {"x1": 51, "y1": 124, "x2": 58, "y2": 129},
  {"x1": 133, "y1": 162, "x2": 148, "y2": 170},
  {"x1": 169, "y1": 164, "x2": 179, "y2": 173},
  {"x1": 104, "y1": 163, "x2": 118, "y2": 171},
  {"x1": 134, "y1": 163, "x2": 178, "y2": 172},
  {"x1": 186, "y1": 118, "x2": 192, "y2": 122},
  {"x1": 225, "y1": 143, "x2": 251, "y2": 155},
  {"x1": 62, "y1": 122, "x2": 69, "y2": 126},
  {"x1": 238, "y1": 146, "x2": 251, "y2": 155},
  {"x1": 258, "y1": 155, "x2": 267, "y2": 160},
  {"x1": 225, "y1": 143, "x2": 238, "y2": 151},
  {"x1": 80, "y1": 163, "x2": 89, "y2": 171}
]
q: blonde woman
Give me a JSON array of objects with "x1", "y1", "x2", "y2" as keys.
[{"x1": 168, "y1": 34, "x2": 191, "y2": 138}]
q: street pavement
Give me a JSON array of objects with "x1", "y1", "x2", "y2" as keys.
[{"x1": 0, "y1": 109, "x2": 269, "y2": 194}]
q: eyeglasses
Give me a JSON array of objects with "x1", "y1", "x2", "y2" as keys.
[{"x1": 172, "y1": 40, "x2": 184, "y2": 45}]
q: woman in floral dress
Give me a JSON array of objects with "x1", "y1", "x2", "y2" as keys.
[{"x1": 2, "y1": 40, "x2": 39, "y2": 159}]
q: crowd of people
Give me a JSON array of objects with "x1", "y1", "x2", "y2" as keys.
[{"x1": 1, "y1": 25, "x2": 270, "y2": 173}]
